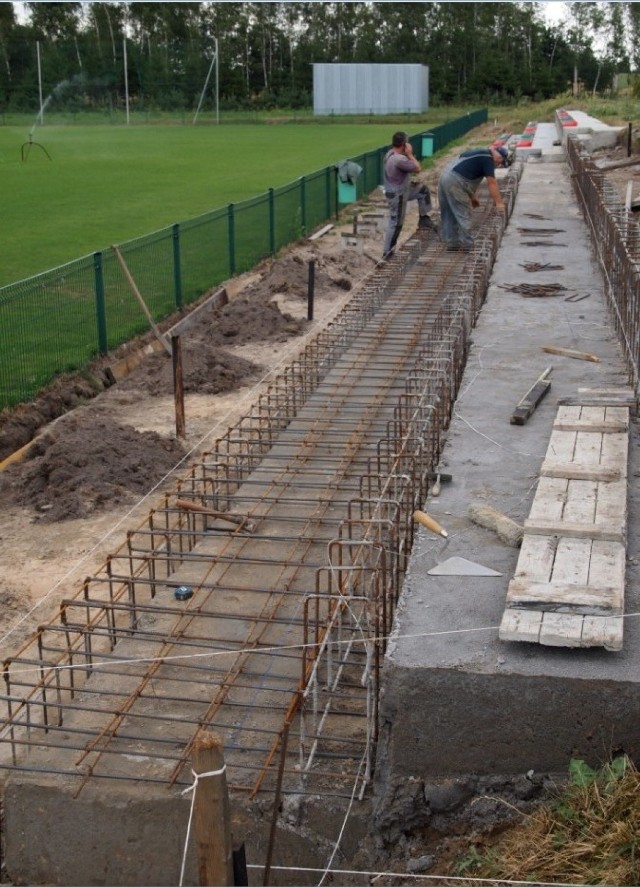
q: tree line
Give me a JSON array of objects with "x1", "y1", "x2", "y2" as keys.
[{"x1": 0, "y1": 2, "x2": 638, "y2": 114}]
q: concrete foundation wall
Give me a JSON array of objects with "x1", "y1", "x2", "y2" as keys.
[
  {"x1": 4, "y1": 774, "x2": 370, "y2": 886},
  {"x1": 376, "y1": 667, "x2": 640, "y2": 780}
]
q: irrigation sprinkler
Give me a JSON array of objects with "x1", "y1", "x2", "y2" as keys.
[{"x1": 21, "y1": 131, "x2": 52, "y2": 162}]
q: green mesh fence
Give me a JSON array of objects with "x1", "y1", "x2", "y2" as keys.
[{"x1": 0, "y1": 109, "x2": 487, "y2": 409}]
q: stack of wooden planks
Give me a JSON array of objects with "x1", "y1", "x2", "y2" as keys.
[{"x1": 499, "y1": 389, "x2": 635, "y2": 651}]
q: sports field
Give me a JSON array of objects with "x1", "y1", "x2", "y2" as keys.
[{"x1": 1, "y1": 121, "x2": 400, "y2": 287}]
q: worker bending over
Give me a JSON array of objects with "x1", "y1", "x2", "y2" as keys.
[{"x1": 438, "y1": 145, "x2": 510, "y2": 251}]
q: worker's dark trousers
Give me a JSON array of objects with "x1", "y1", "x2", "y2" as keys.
[{"x1": 383, "y1": 183, "x2": 431, "y2": 256}]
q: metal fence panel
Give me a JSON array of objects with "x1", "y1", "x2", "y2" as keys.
[{"x1": 0, "y1": 111, "x2": 487, "y2": 410}]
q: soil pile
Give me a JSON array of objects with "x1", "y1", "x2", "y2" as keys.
[
  {"x1": 0, "y1": 414, "x2": 186, "y2": 522},
  {"x1": 0, "y1": 233, "x2": 374, "y2": 523}
]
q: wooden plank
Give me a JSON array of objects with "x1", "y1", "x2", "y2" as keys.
[
  {"x1": 605, "y1": 406, "x2": 631, "y2": 426},
  {"x1": 578, "y1": 386, "x2": 635, "y2": 398},
  {"x1": 601, "y1": 433, "x2": 628, "y2": 478},
  {"x1": 555, "y1": 405, "x2": 582, "y2": 425},
  {"x1": 510, "y1": 367, "x2": 552, "y2": 425},
  {"x1": 594, "y1": 479, "x2": 627, "y2": 530},
  {"x1": 558, "y1": 397, "x2": 635, "y2": 407},
  {"x1": 524, "y1": 519, "x2": 623, "y2": 542},
  {"x1": 553, "y1": 419, "x2": 628, "y2": 433},
  {"x1": 588, "y1": 540, "x2": 626, "y2": 589},
  {"x1": 579, "y1": 406, "x2": 606, "y2": 424},
  {"x1": 581, "y1": 615, "x2": 623, "y2": 651},
  {"x1": 573, "y1": 431, "x2": 603, "y2": 468},
  {"x1": 544, "y1": 428, "x2": 576, "y2": 463},
  {"x1": 540, "y1": 463, "x2": 620, "y2": 482},
  {"x1": 498, "y1": 609, "x2": 542, "y2": 643},
  {"x1": 538, "y1": 612, "x2": 585, "y2": 647},
  {"x1": 563, "y1": 479, "x2": 597, "y2": 525},
  {"x1": 542, "y1": 346, "x2": 600, "y2": 362},
  {"x1": 551, "y1": 537, "x2": 592, "y2": 584},
  {"x1": 513, "y1": 535, "x2": 556, "y2": 582},
  {"x1": 528, "y1": 476, "x2": 567, "y2": 522},
  {"x1": 505, "y1": 579, "x2": 623, "y2": 615}
]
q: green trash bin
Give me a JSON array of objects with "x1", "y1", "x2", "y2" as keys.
[
  {"x1": 421, "y1": 134, "x2": 434, "y2": 158},
  {"x1": 338, "y1": 181, "x2": 357, "y2": 204}
]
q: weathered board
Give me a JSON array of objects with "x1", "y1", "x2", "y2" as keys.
[{"x1": 499, "y1": 398, "x2": 630, "y2": 651}]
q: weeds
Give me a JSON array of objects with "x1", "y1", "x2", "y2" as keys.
[{"x1": 451, "y1": 756, "x2": 640, "y2": 885}]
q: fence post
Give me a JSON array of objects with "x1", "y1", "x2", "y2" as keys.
[
  {"x1": 268, "y1": 188, "x2": 276, "y2": 256},
  {"x1": 227, "y1": 203, "x2": 236, "y2": 277},
  {"x1": 300, "y1": 176, "x2": 307, "y2": 234},
  {"x1": 192, "y1": 731, "x2": 234, "y2": 887},
  {"x1": 325, "y1": 167, "x2": 332, "y2": 220},
  {"x1": 94, "y1": 251, "x2": 108, "y2": 356},
  {"x1": 172, "y1": 223, "x2": 183, "y2": 311}
]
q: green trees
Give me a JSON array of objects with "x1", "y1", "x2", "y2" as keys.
[{"x1": 1, "y1": 1, "x2": 635, "y2": 114}]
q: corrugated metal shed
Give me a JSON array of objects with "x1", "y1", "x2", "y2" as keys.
[{"x1": 313, "y1": 63, "x2": 429, "y2": 116}]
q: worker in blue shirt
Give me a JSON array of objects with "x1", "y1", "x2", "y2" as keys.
[{"x1": 438, "y1": 146, "x2": 510, "y2": 251}]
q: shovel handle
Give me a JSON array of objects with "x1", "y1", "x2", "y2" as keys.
[{"x1": 413, "y1": 510, "x2": 449, "y2": 538}]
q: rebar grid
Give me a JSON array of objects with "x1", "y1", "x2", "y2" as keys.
[
  {"x1": 1, "y1": 173, "x2": 519, "y2": 803},
  {"x1": 566, "y1": 137, "x2": 640, "y2": 392}
]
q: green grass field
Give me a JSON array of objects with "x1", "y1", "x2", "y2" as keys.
[{"x1": 0, "y1": 120, "x2": 407, "y2": 287}]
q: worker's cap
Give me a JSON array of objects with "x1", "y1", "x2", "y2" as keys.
[{"x1": 494, "y1": 145, "x2": 511, "y2": 166}]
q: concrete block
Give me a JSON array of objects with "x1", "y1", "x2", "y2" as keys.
[{"x1": 341, "y1": 232, "x2": 364, "y2": 253}]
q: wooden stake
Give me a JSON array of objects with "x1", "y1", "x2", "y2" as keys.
[
  {"x1": 192, "y1": 731, "x2": 234, "y2": 887},
  {"x1": 542, "y1": 346, "x2": 600, "y2": 363},
  {"x1": 112, "y1": 244, "x2": 172, "y2": 355},
  {"x1": 172, "y1": 335, "x2": 186, "y2": 439}
]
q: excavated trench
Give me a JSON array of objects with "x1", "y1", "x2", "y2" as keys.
[{"x1": 1, "y1": 168, "x2": 520, "y2": 886}]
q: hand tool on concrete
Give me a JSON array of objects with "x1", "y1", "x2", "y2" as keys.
[
  {"x1": 467, "y1": 502, "x2": 523, "y2": 548},
  {"x1": 427, "y1": 471, "x2": 452, "y2": 483},
  {"x1": 176, "y1": 498, "x2": 256, "y2": 532},
  {"x1": 427, "y1": 556, "x2": 501, "y2": 577},
  {"x1": 413, "y1": 510, "x2": 448, "y2": 538}
]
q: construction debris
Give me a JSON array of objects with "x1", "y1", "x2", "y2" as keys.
[
  {"x1": 499, "y1": 282, "x2": 570, "y2": 297},
  {"x1": 510, "y1": 366, "x2": 552, "y2": 425},
  {"x1": 467, "y1": 502, "x2": 524, "y2": 548},
  {"x1": 542, "y1": 345, "x2": 600, "y2": 362},
  {"x1": 519, "y1": 262, "x2": 564, "y2": 272}
]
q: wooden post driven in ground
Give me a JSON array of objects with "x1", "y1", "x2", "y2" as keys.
[
  {"x1": 192, "y1": 731, "x2": 234, "y2": 886},
  {"x1": 172, "y1": 335, "x2": 186, "y2": 439},
  {"x1": 111, "y1": 243, "x2": 172, "y2": 356},
  {"x1": 307, "y1": 259, "x2": 315, "y2": 321}
]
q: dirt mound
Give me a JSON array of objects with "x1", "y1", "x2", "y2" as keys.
[
  {"x1": 0, "y1": 414, "x2": 185, "y2": 522},
  {"x1": 119, "y1": 346, "x2": 262, "y2": 396}
]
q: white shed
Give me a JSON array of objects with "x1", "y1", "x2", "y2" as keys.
[{"x1": 312, "y1": 63, "x2": 429, "y2": 116}]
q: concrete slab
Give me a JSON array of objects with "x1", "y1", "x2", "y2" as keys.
[
  {"x1": 377, "y1": 155, "x2": 640, "y2": 783},
  {"x1": 556, "y1": 108, "x2": 625, "y2": 149}
]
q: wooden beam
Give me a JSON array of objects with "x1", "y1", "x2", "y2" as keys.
[
  {"x1": 510, "y1": 366, "x2": 552, "y2": 425},
  {"x1": 542, "y1": 345, "x2": 600, "y2": 362}
]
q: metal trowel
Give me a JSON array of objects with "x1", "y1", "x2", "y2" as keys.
[{"x1": 427, "y1": 556, "x2": 502, "y2": 577}]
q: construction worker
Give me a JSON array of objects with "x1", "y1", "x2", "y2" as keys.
[
  {"x1": 382, "y1": 131, "x2": 436, "y2": 260},
  {"x1": 437, "y1": 146, "x2": 510, "y2": 251}
]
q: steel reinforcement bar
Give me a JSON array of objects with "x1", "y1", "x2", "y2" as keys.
[
  {"x1": 566, "y1": 136, "x2": 640, "y2": 392},
  {"x1": 1, "y1": 168, "x2": 521, "y2": 804}
]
